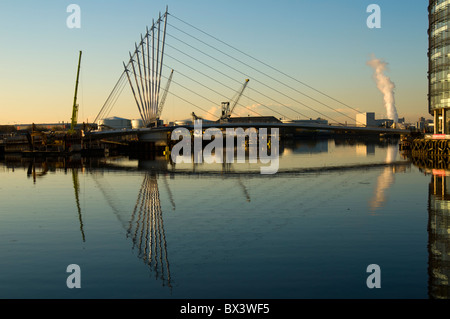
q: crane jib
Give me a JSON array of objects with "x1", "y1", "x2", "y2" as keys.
[{"x1": 70, "y1": 50, "x2": 82, "y2": 133}]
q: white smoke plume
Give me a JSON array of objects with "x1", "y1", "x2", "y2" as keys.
[
  {"x1": 367, "y1": 55, "x2": 398, "y2": 123},
  {"x1": 369, "y1": 145, "x2": 398, "y2": 212}
]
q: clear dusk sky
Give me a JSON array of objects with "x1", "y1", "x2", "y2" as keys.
[{"x1": 0, "y1": 0, "x2": 429, "y2": 125}]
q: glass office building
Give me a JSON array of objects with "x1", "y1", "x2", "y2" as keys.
[
  {"x1": 429, "y1": 0, "x2": 450, "y2": 133},
  {"x1": 428, "y1": 174, "x2": 450, "y2": 298}
]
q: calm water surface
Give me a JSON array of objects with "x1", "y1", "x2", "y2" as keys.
[{"x1": 0, "y1": 137, "x2": 444, "y2": 299}]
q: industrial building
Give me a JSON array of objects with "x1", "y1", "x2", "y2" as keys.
[
  {"x1": 222, "y1": 116, "x2": 282, "y2": 124},
  {"x1": 356, "y1": 112, "x2": 395, "y2": 128},
  {"x1": 356, "y1": 112, "x2": 377, "y2": 127},
  {"x1": 429, "y1": 0, "x2": 450, "y2": 134}
]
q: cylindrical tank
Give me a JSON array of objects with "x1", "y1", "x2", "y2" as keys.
[
  {"x1": 174, "y1": 120, "x2": 193, "y2": 126},
  {"x1": 131, "y1": 119, "x2": 144, "y2": 129},
  {"x1": 98, "y1": 117, "x2": 132, "y2": 131}
]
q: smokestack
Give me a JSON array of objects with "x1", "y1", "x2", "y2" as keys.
[{"x1": 367, "y1": 55, "x2": 399, "y2": 123}]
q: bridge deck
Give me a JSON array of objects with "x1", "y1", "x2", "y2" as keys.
[{"x1": 85, "y1": 122, "x2": 409, "y2": 139}]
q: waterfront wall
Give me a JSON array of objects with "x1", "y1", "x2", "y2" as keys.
[{"x1": 403, "y1": 138, "x2": 450, "y2": 158}]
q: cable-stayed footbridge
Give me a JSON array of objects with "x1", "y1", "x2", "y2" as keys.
[{"x1": 86, "y1": 6, "x2": 409, "y2": 142}]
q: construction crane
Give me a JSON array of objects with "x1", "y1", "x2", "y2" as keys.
[
  {"x1": 68, "y1": 51, "x2": 82, "y2": 134},
  {"x1": 157, "y1": 69, "x2": 174, "y2": 120},
  {"x1": 220, "y1": 78, "x2": 249, "y2": 122}
]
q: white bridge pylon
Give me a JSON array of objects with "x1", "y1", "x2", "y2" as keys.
[{"x1": 123, "y1": 7, "x2": 169, "y2": 128}]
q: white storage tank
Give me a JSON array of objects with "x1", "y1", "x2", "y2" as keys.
[
  {"x1": 98, "y1": 116, "x2": 132, "y2": 131},
  {"x1": 131, "y1": 119, "x2": 144, "y2": 129},
  {"x1": 174, "y1": 119, "x2": 193, "y2": 126}
]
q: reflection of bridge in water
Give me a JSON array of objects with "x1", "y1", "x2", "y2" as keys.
[
  {"x1": 13, "y1": 156, "x2": 174, "y2": 288},
  {"x1": 127, "y1": 172, "x2": 172, "y2": 289},
  {"x1": 2, "y1": 144, "x2": 414, "y2": 291},
  {"x1": 89, "y1": 169, "x2": 173, "y2": 289}
]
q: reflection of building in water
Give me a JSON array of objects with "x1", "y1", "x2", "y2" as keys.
[
  {"x1": 428, "y1": 173, "x2": 450, "y2": 299},
  {"x1": 127, "y1": 172, "x2": 172, "y2": 288},
  {"x1": 27, "y1": 161, "x2": 49, "y2": 183},
  {"x1": 282, "y1": 139, "x2": 328, "y2": 155},
  {"x1": 356, "y1": 144, "x2": 375, "y2": 156}
]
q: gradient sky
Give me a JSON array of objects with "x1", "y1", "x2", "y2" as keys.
[{"x1": 0, "y1": 0, "x2": 429, "y2": 125}]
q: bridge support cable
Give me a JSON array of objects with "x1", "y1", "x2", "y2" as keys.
[
  {"x1": 95, "y1": 8, "x2": 296, "y2": 123},
  {"x1": 146, "y1": 26, "x2": 151, "y2": 120},
  {"x1": 124, "y1": 61, "x2": 146, "y2": 123},
  {"x1": 153, "y1": 44, "x2": 293, "y2": 118},
  {"x1": 161, "y1": 40, "x2": 307, "y2": 121},
  {"x1": 129, "y1": 52, "x2": 147, "y2": 121},
  {"x1": 151, "y1": 20, "x2": 156, "y2": 121},
  {"x1": 130, "y1": 63, "x2": 220, "y2": 120},
  {"x1": 93, "y1": 70, "x2": 128, "y2": 126},
  {"x1": 167, "y1": 23, "x2": 355, "y2": 124},
  {"x1": 165, "y1": 30, "x2": 347, "y2": 125},
  {"x1": 162, "y1": 66, "x2": 265, "y2": 118},
  {"x1": 128, "y1": 36, "x2": 280, "y2": 120},
  {"x1": 140, "y1": 34, "x2": 150, "y2": 122},
  {"x1": 95, "y1": 8, "x2": 366, "y2": 127},
  {"x1": 156, "y1": 11, "x2": 168, "y2": 118},
  {"x1": 169, "y1": 13, "x2": 364, "y2": 125},
  {"x1": 134, "y1": 43, "x2": 149, "y2": 121},
  {"x1": 122, "y1": 9, "x2": 169, "y2": 127},
  {"x1": 132, "y1": 32, "x2": 297, "y2": 120},
  {"x1": 132, "y1": 60, "x2": 287, "y2": 120},
  {"x1": 132, "y1": 56, "x2": 266, "y2": 118}
]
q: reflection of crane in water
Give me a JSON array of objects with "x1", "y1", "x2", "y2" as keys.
[
  {"x1": 238, "y1": 178, "x2": 251, "y2": 202},
  {"x1": 26, "y1": 162, "x2": 86, "y2": 242},
  {"x1": 127, "y1": 172, "x2": 172, "y2": 289},
  {"x1": 72, "y1": 169, "x2": 86, "y2": 242}
]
